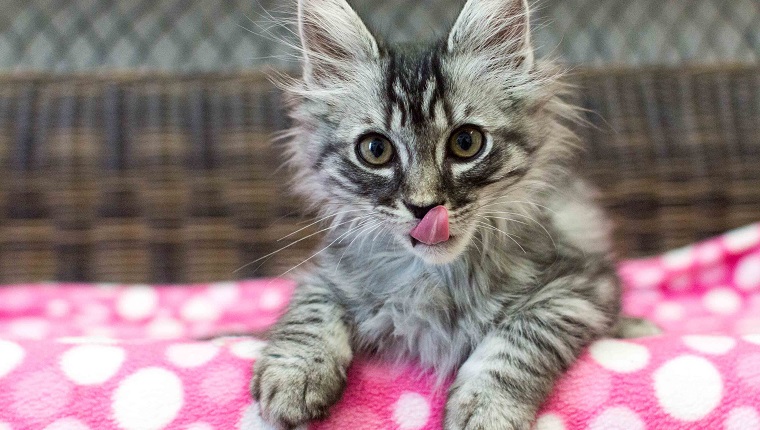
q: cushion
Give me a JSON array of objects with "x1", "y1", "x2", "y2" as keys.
[{"x1": 1, "y1": 224, "x2": 759, "y2": 429}]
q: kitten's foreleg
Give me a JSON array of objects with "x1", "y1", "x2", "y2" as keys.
[
  {"x1": 444, "y1": 278, "x2": 615, "y2": 430},
  {"x1": 252, "y1": 282, "x2": 352, "y2": 429}
]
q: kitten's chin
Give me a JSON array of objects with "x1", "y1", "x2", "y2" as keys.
[{"x1": 406, "y1": 234, "x2": 469, "y2": 265}]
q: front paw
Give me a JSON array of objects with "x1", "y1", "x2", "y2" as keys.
[
  {"x1": 444, "y1": 382, "x2": 532, "y2": 430},
  {"x1": 251, "y1": 346, "x2": 347, "y2": 429}
]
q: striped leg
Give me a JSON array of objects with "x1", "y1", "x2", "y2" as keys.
[
  {"x1": 444, "y1": 287, "x2": 614, "y2": 430},
  {"x1": 252, "y1": 283, "x2": 352, "y2": 429}
]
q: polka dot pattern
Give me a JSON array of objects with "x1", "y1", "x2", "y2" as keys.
[
  {"x1": 60, "y1": 345, "x2": 125, "y2": 385},
  {"x1": 703, "y1": 288, "x2": 742, "y2": 315},
  {"x1": 682, "y1": 335, "x2": 737, "y2": 355},
  {"x1": 392, "y1": 392, "x2": 431, "y2": 429},
  {"x1": 0, "y1": 340, "x2": 24, "y2": 378},
  {"x1": 654, "y1": 355, "x2": 723, "y2": 421},
  {"x1": 112, "y1": 367, "x2": 184, "y2": 430},
  {"x1": 725, "y1": 406, "x2": 760, "y2": 430},
  {"x1": 0, "y1": 224, "x2": 758, "y2": 429},
  {"x1": 589, "y1": 406, "x2": 644, "y2": 430},
  {"x1": 589, "y1": 339, "x2": 650, "y2": 373}
]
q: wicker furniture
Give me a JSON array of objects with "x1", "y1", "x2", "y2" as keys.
[{"x1": 0, "y1": 65, "x2": 758, "y2": 283}]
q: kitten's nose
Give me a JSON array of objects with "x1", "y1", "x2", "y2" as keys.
[{"x1": 404, "y1": 202, "x2": 445, "y2": 219}]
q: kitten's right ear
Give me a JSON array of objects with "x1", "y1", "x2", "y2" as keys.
[
  {"x1": 447, "y1": 0, "x2": 534, "y2": 71},
  {"x1": 297, "y1": 0, "x2": 379, "y2": 86}
]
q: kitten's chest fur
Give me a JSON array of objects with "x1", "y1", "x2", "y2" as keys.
[{"x1": 326, "y1": 244, "x2": 534, "y2": 376}]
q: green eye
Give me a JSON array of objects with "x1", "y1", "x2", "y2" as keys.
[
  {"x1": 357, "y1": 134, "x2": 394, "y2": 166},
  {"x1": 449, "y1": 126, "x2": 485, "y2": 160}
]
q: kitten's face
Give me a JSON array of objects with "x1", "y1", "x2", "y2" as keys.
[{"x1": 290, "y1": 0, "x2": 543, "y2": 264}]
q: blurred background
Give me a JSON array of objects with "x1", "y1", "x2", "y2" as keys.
[
  {"x1": 2, "y1": 0, "x2": 759, "y2": 71},
  {"x1": 0, "y1": 0, "x2": 758, "y2": 284}
]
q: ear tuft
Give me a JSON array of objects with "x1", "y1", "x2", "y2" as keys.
[
  {"x1": 447, "y1": 0, "x2": 534, "y2": 70},
  {"x1": 298, "y1": 0, "x2": 379, "y2": 85}
]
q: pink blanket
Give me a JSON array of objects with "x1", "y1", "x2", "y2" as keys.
[{"x1": 1, "y1": 224, "x2": 760, "y2": 430}]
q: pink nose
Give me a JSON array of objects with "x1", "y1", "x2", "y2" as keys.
[{"x1": 409, "y1": 205, "x2": 450, "y2": 245}]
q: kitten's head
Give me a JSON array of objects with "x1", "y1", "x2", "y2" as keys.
[{"x1": 285, "y1": 0, "x2": 573, "y2": 265}]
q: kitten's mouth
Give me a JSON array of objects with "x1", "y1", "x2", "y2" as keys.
[{"x1": 409, "y1": 205, "x2": 450, "y2": 246}]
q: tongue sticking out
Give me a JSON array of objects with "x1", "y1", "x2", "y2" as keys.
[{"x1": 410, "y1": 205, "x2": 450, "y2": 246}]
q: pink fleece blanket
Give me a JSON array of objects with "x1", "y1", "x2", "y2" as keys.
[{"x1": 1, "y1": 224, "x2": 760, "y2": 430}]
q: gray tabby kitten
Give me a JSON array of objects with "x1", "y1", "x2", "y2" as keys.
[{"x1": 251, "y1": 0, "x2": 659, "y2": 428}]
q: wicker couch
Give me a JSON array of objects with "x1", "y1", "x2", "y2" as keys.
[{"x1": 0, "y1": 65, "x2": 758, "y2": 284}]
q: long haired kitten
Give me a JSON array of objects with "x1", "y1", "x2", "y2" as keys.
[{"x1": 251, "y1": 0, "x2": 659, "y2": 428}]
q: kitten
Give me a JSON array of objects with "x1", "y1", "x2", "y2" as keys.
[{"x1": 251, "y1": 0, "x2": 659, "y2": 428}]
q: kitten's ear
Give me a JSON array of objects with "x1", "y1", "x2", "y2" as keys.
[
  {"x1": 447, "y1": 0, "x2": 534, "y2": 70},
  {"x1": 297, "y1": 0, "x2": 379, "y2": 85}
]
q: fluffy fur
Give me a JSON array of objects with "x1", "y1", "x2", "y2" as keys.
[{"x1": 251, "y1": 0, "x2": 659, "y2": 428}]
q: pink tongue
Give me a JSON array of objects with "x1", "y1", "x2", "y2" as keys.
[{"x1": 410, "y1": 205, "x2": 450, "y2": 245}]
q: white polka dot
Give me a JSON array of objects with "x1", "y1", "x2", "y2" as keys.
[
  {"x1": 0, "y1": 340, "x2": 25, "y2": 378},
  {"x1": 112, "y1": 367, "x2": 184, "y2": 430},
  {"x1": 61, "y1": 345, "x2": 125, "y2": 385},
  {"x1": 230, "y1": 339, "x2": 267, "y2": 360},
  {"x1": 589, "y1": 406, "x2": 644, "y2": 430},
  {"x1": 238, "y1": 403, "x2": 278, "y2": 430},
  {"x1": 682, "y1": 335, "x2": 736, "y2": 355},
  {"x1": 46, "y1": 299, "x2": 70, "y2": 318},
  {"x1": 146, "y1": 317, "x2": 185, "y2": 339},
  {"x1": 735, "y1": 253, "x2": 760, "y2": 291},
  {"x1": 697, "y1": 243, "x2": 724, "y2": 265},
  {"x1": 725, "y1": 406, "x2": 760, "y2": 430},
  {"x1": 392, "y1": 392, "x2": 431, "y2": 430},
  {"x1": 207, "y1": 282, "x2": 240, "y2": 305},
  {"x1": 668, "y1": 274, "x2": 692, "y2": 291},
  {"x1": 0, "y1": 422, "x2": 11, "y2": 430},
  {"x1": 259, "y1": 289, "x2": 286, "y2": 311},
  {"x1": 744, "y1": 334, "x2": 760, "y2": 345},
  {"x1": 181, "y1": 296, "x2": 221, "y2": 322},
  {"x1": 117, "y1": 286, "x2": 159, "y2": 320},
  {"x1": 703, "y1": 288, "x2": 742, "y2": 314},
  {"x1": 533, "y1": 412, "x2": 565, "y2": 430},
  {"x1": 654, "y1": 302, "x2": 685, "y2": 321},
  {"x1": 724, "y1": 225, "x2": 760, "y2": 253},
  {"x1": 44, "y1": 418, "x2": 91, "y2": 430},
  {"x1": 654, "y1": 355, "x2": 723, "y2": 421},
  {"x1": 662, "y1": 246, "x2": 694, "y2": 270},
  {"x1": 589, "y1": 339, "x2": 650, "y2": 373},
  {"x1": 166, "y1": 343, "x2": 219, "y2": 368},
  {"x1": 9, "y1": 317, "x2": 50, "y2": 339},
  {"x1": 630, "y1": 267, "x2": 664, "y2": 289}
]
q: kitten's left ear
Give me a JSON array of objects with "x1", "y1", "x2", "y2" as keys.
[
  {"x1": 297, "y1": 0, "x2": 380, "y2": 86},
  {"x1": 447, "y1": 0, "x2": 534, "y2": 71}
]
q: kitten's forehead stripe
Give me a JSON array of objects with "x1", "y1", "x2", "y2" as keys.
[{"x1": 383, "y1": 44, "x2": 452, "y2": 130}]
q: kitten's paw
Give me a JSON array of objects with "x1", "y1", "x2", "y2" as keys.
[
  {"x1": 613, "y1": 315, "x2": 662, "y2": 338},
  {"x1": 444, "y1": 383, "x2": 532, "y2": 430},
  {"x1": 251, "y1": 347, "x2": 347, "y2": 429}
]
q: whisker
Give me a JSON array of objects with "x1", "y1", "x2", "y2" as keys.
[
  {"x1": 278, "y1": 208, "x2": 367, "y2": 242},
  {"x1": 232, "y1": 215, "x2": 371, "y2": 273},
  {"x1": 334, "y1": 219, "x2": 381, "y2": 273},
  {"x1": 480, "y1": 211, "x2": 557, "y2": 250},
  {"x1": 279, "y1": 217, "x2": 377, "y2": 278},
  {"x1": 475, "y1": 221, "x2": 527, "y2": 254}
]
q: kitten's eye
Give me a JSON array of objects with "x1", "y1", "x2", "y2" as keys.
[
  {"x1": 357, "y1": 134, "x2": 394, "y2": 166},
  {"x1": 449, "y1": 126, "x2": 485, "y2": 160}
]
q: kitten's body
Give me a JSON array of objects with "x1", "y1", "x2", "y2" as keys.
[{"x1": 252, "y1": 1, "x2": 658, "y2": 428}]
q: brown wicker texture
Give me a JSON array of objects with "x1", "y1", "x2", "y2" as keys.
[{"x1": 0, "y1": 65, "x2": 758, "y2": 284}]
